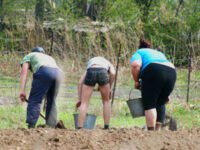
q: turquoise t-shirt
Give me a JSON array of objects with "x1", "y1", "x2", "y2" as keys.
[
  {"x1": 130, "y1": 48, "x2": 169, "y2": 71},
  {"x1": 21, "y1": 52, "x2": 59, "y2": 73}
]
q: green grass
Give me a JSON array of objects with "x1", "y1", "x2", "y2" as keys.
[
  {"x1": 0, "y1": 76, "x2": 19, "y2": 85},
  {"x1": 0, "y1": 98, "x2": 199, "y2": 129},
  {"x1": 167, "y1": 100, "x2": 200, "y2": 129},
  {"x1": 0, "y1": 106, "x2": 26, "y2": 128},
  {"x1": 0, "y1": 68, "x2": 200, "y2": 129}
]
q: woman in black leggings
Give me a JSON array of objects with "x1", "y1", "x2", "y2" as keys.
[{"x1": 130, "y1": 39, "x2": 176, "y2": 131}]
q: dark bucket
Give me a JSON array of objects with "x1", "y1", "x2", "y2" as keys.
[
  {"x1": 73, "y1": 114, "x2": 97, "y2": 130},
  {"x1": 127, "y1": 98, "x2": 144, "y2": 118}
]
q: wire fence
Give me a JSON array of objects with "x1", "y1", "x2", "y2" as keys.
[
  {"x1": 0, "y1": 32, "x2": 200, "y2": 105},
  {"x1": 1, "y1": 51, "x2": 200, "y2": 108}
]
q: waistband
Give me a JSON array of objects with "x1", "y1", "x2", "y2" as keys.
[
  {"x1": 87, "y1": 67, "x2": 107, "y2": 71},
  {"x1": 152, "y1": 62, "x2": 175, "y2": 69}
]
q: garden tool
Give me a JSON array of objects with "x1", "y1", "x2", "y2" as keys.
[
  {"x1": 25, "y1": 99, "x2": 66, "y2": 129},
  {"x1": 111, "y1": 43, "x2": 121, "y2": 106}
]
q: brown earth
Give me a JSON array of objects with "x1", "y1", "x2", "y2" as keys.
[{"x1": 0, "y1": 127, "x2": 200, "y2": 150}]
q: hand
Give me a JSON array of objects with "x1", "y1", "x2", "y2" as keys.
[
  {"x1": 19, "y1": 91, "x2": 26, "y2": 102},
  {"x1": 93, "y1": 86, "x2": 100, "y2": 91},
  {"x1": 109, "y1": 90, "x2": 112, "y2": 100},
  {"x1": 97, "y1": 86, "x2": 100, "y2": 91},
  {"x1": 165, "y1": 96, "x2": 170, "y2": 104},
  {"x1": 75, "y1": 101, "x2": 81, "y2": 111},
  {"x1": 134, "y1": 81, "x2": 140, "y2": 89}
]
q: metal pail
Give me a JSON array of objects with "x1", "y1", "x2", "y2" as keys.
[
  {"x1": 126, "y1": 89, "x2": 144, "y2": 118},
  {"x1": 73, "y1": 114, "x2": 97, "y2": 130}
]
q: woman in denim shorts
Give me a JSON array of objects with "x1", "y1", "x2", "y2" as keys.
[{"x1": 75, "y1": 57, "x2": 115, "y2": 129}]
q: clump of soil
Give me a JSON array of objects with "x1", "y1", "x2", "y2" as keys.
[{"x1": 0, "y1": 127, "x2": 199, "y2": 150}]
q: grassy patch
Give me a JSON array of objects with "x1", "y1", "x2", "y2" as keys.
[
  {"x1": 0, "y1": 98, "x2": 199, "y2": 129},
  {"x1": 167, "y1": 100, "x2": 200, "y2": 129},
  {"x1": 0, "y1": 76, "x2": 19, "y2": 85},
  {"x1": 0, "y1": 67, "x2": 200, "y2": 129},
  {"x1": 0, "y1": 106, "x2": 26, "y2": 129}
]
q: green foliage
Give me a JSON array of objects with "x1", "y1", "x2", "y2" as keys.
[
  {"x1": 0, "y1": 0, "x2": 199, "y2": 64},
  {"x1": 0, "y1": 106, "x2": 26, "y2": 129},
  {"x1": 103, "y1": 0, "x2": 139, "y2": 23}
]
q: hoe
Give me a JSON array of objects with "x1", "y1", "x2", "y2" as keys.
[{"x1": 25, "y1": 99, "x2": 66, "y2": 129}]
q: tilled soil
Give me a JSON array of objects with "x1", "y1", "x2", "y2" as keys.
[{"x1": 0, "y1": 128, "x2": 200, "y2": 150}]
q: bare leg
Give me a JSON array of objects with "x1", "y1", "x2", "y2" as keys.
[
  {"x1": 78, "y1": 84, "x2": 94, "y2": 127},
  {"x1": 156, "y1": 105, "x2": 166, "y2": 131},
  {"x1": 145, "y1": 108, "x2": 157, "y2": 130},
  {"x1": 99, "y1": 84, "x2": 111, "y2": 126},
  {"x1": 156, "y1": 122, "x2": 162, "y2": 131}
]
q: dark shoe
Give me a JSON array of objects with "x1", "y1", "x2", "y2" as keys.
[
  {"x1": 56, "y1": 120, "x2": 66, "y2": 129},
  {"x1": 37, "y1": 124, "x2": 47, "y2": 128},
  {"x1": 147, "y1": 127, "x2": 155, "y2": 131},
  {"x1": 28, "y1": 123, "x2": 35, "y2": 129},
  {"x1": 141, "y1": 125, "x2": 148, "y2": 131},
  {"x1": 104, "y1": 125, "x2": 109, "y2": 130}
]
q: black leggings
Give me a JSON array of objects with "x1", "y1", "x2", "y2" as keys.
[
  {"x1": 141, "y1": 63, "x2": 176, "y2": 123},
  {"x1": 157, "y1": 105, "x2": 166, "y2": 123}
]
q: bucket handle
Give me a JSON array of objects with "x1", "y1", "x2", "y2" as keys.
[
  {"x1": 129, "y1": 79, "x2": 142, "y2": 100},
  {"x1": 128, "y1": 89, "x2": 142, "y2": 100},
  {"x1": 129, "y1": 89, "x2": 133, "y2": 100}
]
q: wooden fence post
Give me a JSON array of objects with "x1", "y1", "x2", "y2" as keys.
[
  {"x1": 111, "y1": 44, "x2": 121, "y2": 106},
  {"x1": 50, "y1": 30, "x2": 54, "y2": 54},
  {"x1": 186, "y1": 47, "x2": 192, "y2": 103}
]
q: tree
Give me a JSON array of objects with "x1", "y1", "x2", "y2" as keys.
[
  {"x1": 35, "y1": 0, "x2": 45, "y2": 22},
  {"x1": 134, "y1": 0, "x2": 156, "y2": 23},
  {"x1": 87, "y1": 0, "x2": 107, "y2": 21},
  {"x1": 0, "y1": 0, "x2": 4, "y2": 30},
  {"x1": 0, "y1": 0, "x2": 3, "y2": 20},
  {"x1": 0, "y1": 0, "x2": 2, "y2": 9},
  {"x1": 176, "y1": 0, "x2": 184, "y2": 16}
]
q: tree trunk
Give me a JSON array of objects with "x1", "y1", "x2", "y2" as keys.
[
  {"x1": 87, "y1": 0, "x2": 107, "y2": 21},
  {"x1": 35, "y1": 0, "x2": 45, "y2": 22},
  {"x1": 0, "y1": 0, "x2": 4, "y2": 31},
  {"x1": 0, "y1": 0, "x2": 2, "y2": 9},
  {"x1": 87, "y1": 0, "x2": 97, "y2": 20},
  {"x1": 176, "y1": 0, "x2": 184, "y2": 17},
  {"x1": 76, "y1": 0, "x2": 87, "y2": 17}
]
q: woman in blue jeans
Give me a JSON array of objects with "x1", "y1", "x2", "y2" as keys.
[
  {"x1": 75, "y1": 57, "x2": 115, "y2": 129},
  {"x1": 130, "y1": 39, "x2": 176, "y2": 131},
  {"x1": 19, "y1": 47, "x2": 62, "y2": 128}
]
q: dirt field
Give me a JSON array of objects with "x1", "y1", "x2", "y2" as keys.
[{"x1": 0, "y1": 127, "x2": 199, "y2": 150}]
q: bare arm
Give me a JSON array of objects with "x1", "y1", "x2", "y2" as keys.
[
  {"x1": 109, "y1": 65, "x2": 116, "y2": 88},
  {"x1": 78, "y1": 72, "x2": 86, "y2": 101},
  {"x1": 19, "y1": 62, "x2": 29, "y2": 101},
  {"x1": 130, "y1": 60, "x2": 142, "y2": 89},
  {"x1": 76, "y1": 72, "x2": 86, "y2": 111}
]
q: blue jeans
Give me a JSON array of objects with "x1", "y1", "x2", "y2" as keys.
[{"x1": 26, "y1": 66, "x2": 62, "y2": 127}]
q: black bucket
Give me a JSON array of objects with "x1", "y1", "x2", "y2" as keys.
[
  {"x1": 73, "y1": 114, "x2": 97, "y2": 130},
  {"x1": 126, "y1": 89, "x2": 144, "y2": 118}
]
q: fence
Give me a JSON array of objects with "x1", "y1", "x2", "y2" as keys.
[{"x1": 1, "y1": 50, "x2": 200, "y2": 106}]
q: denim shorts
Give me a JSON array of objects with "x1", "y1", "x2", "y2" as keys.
[{"x1": 84, "y1": 68, "x2": 109, "y2": 86}]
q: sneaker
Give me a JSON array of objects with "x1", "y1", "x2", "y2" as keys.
[{"x1": 141, "y1": 125, "x2": 148, "y2": 131}]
